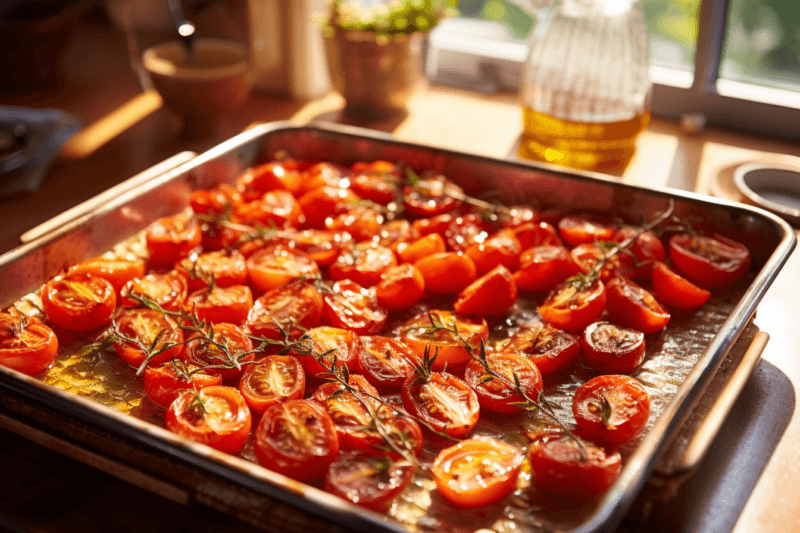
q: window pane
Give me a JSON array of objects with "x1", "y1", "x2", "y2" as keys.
[
  {"x1": 641, "y1": 0, "x2": 700, "y2": 72},
  {"x1": 720, "y1": 0, "x2": 800, "y2": 93},
  {"x1": 457, "y1": 0, "x2": 535, "y2": 41}
]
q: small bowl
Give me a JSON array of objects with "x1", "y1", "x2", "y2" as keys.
[
  {"x1": 142, "y1": 38, "x2": 251, "y2": 135},
  {"x1": 733, "y1": 162, "x2": 800, "y2": 226}
]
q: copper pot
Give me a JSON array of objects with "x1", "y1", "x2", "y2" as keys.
[{"x1": 324, "y1": 31, "x2": 425, "y2": 119}]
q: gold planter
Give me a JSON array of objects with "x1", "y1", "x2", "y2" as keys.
[{"x1": 324, "y1": 30, "x2": 425, "y2": 119}]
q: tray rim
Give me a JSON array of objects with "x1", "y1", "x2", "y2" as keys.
[{"x1": 1, "y1": 120, "x2": 796, "y2": 533}]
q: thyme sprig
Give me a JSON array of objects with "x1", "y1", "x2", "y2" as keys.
[{"x1": 403, "y1": 166, "x2": 513, "y2": 219}]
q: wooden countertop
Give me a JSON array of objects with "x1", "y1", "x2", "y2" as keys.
[{"x1": 3, "y1": 16, "x2": 800, "y2": 533}]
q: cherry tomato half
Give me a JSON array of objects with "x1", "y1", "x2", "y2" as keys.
[
  {"x1": 326, "y1": 205, "x2": 384, "y2": 242},
  {"x1": 175, "y1": 249, "x2": 247, "y2": 291},
  {"x1": 0, "y1": 313, "x2": 58, "y2": 376},
  {"x1": 497, "y1": 323, "x2": 581, "y2": 375},
  {"x1": 557, "y1": 214, "x2": 615, "y2": 247},
  {"x1": 42, "y1": 273, "x2": 116, "y2": 331},
  {"x1": 183, "y1": 284, "x2": 253, "y2": 325},
  {"x1": 571, "y1": 243, "x2": 636, "y2": 282},
  {"x1": 278, "y1": 229, "x2": 351, "y2": 267},
  {"x1": 294, "y1": 326, "x2": 361, "y2": 380},
  {"x1": 397, "y1": 232, "x2": 446, "y2": 264},
  {"x1": 668, "y1": 233, "x2": 751, "y2": 288},
  {"x1": 402, "y1": 176, "x2": 462, "y2": 217},
  {"x1": 112, "y1": 308, "x2": 184, "y2": 369},
  {"x1": 312, "y1": 375, "x2": 384, "y2": 450},
  {"x1": 464, "y1": 228, "x2": 522, "y2": 276},
  {"x1": 397, "y1": 310, "x2": 488, "y2": 371},
  {"x1": 539, "y1": 279, "x2": 606, "y2": 332},
  {"x1": 582, "y1": 321, "x2": 646, "y2": 374},
  {"x1": 514, "y1": 246, "x2": 579, "y2": 292},
  {"x1": 605, "y1": 277, "x2": 670, "y2": 334},
  {"x1": 143, "y1": 362, "x2": 222, "y2": 409},
  {"x1": 234, "y1": 190, "x2": 303, "y2": 228},
  {"x1": 145, "y1": 213, "x2": 202, "y2": 267},
  {"x1": 329, "y1": 242, "x2": 397, "y2": 288},
  {"x1": 67, "y1": 258, "x2": 145, "y2": 295},
  {"x1": 513, "y1": 221, "x2": 562, "y2": 250},
  {"x1": 433, "y1": 438, "x2": 523, "y2": 508},
  {"x1": 247, "y1": 243, "x2": 320, "y2": 293},
  {"x1": 165, "y1": 386, "x2": 252, "y2": 454},
  {"x1": 454, "y1": 265, "x2": 517, "y2": 317},
  {"x1": 612, "y1": 227, "x2": 666, "y2": 280},
  {"x1": 375, "y1": 264, "x2": 425, "y2": 312},
  {"x1": 414, "y1": 252, "x2": 477, "y2": 295},
  {"x1": 651, "y1": 261, "x2": 711, "y2": 310},
  {"x1": 464, "y1": 352, "x2": 543, "y2": 414},
  {"x1": 357, "y1": 336, "x2": 419, "y2": 393},
  {"x1": 120, "y1": 270, "x2": 188, "y2": 312},
  {"x1": 325, "y1": 451, "x2": 415, "y2": 511},
  {"x1": 182, "y1": 323, "x2": 255, "y2": 381},
  {"x1": 323, "y1": 280, "x2": 388, "y2": 334},
  {"x1": 246, "y1": 281, "x2": 323, "y2": 340},
  {"x1": 572, "y1": 375, "x2": 650, "y2": 445},
  {"x1": 239, "y1": 355, "x2": 306, "y2": 414},
  {"x1": 401, "y1": 371, "x2": 480, "y2": 438}
]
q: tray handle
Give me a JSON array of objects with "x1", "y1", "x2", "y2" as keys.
[
  {"x1": 19, "y1": 151, "x2": 196, "y2": 244},
  {"x1": 676, "y1": 330, "x2": 769, "y2": 473}
]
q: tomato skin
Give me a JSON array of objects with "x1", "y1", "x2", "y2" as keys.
[
  {"x1": 67, "y1": 258, "x2": 145, "y2": 295},
  {"x1": 254, "y1": 399, "x2": 339, "y2": 481},
  {"x1": 433, "y1": 438, "x2": 523, "y2": 508},
  {"x1": 176, "y1": 249, "x2": 247, "y2": 291},
  {"x1": 375, "y1": 264, "x2": 425, "y2": 312},
  {"x1": 497, "y1": 323, "x2": 581, "y2": 375},
  {"x1": 411, "y1": 213, "x2": 453, "y2": 239},
  {"x1": 350, "y1": 172, "x2": 400, "y2": 205},
  {"x1": 397, "y1": 232, "x2": 446, "y2": 264},
  {"x1": 312, "y1": 375, "x2": 383, "y2": 450},
  {"x1": 329, "y1": 242, "x2": 398, "y2": 288},
  {"x1": 182, "y1": 323, "x2": 255, "y2": 381},
  {"x1": 326, "y1": 451, "x2": 414, "y2": 511},
  {"x1": 651, "y1": 261, "x2": 711, "y2": 310},
  {"x1": 372, "y1": 219, "x2": 417, "y2": 253},
  {"x1": 112, "y1": 309, "x2": 184, "y2": 369},
  {"x1": 246, "y1": 281, "x2": 323, "y2": 341},
  {"x1": 235, "y1": 161, "x2": 295, "y2": 201},
  {"x1": 668, "y1": 233, "x2": 751, "y2": 288},
  {"x1": 514, "y1": 246, "x2": 579, "y2": 292},
  {"x1": 143, "y1": 363, "x2": 222, "y2": 409},
  {"x1": 582, "y1": 321, "x2": 646, "y2": 374},
  {"x1": 397, "y1": 310, "x2": 489, "y2": 371},
  {"x1": 121, "y1": 270, "x2": 188, "y2": 312},
  {"x1": 183, "y1": 284, "x2": 253, "y2": 325},
  {"x1": 298, "y1": 186, "x2": 360, "y2": 229},
  {"x1": 464, "y1": 228, "x2": 522, "y2": 275},
  {"x1": 235, "y1": 190, "x2": 304, "y2": 228},
  {"x1": 145, "y1": 214, "x2": 202, "y2": 267},
  {"x1": 539, "y1": 279, "x2": 607, "y2": 332},
  {"x1": 294, "y1": 326, "x2": 361, "y2": 380},
  {"x1": 454, "y1": 265, "x2": 517, "y2": 317},
  {"x1": 166, "y1": 386, "x2": 252, "y2": 454},
  {"x1": 300, "y1": 162, "x2": 350, "y2": 195},
  {"x1": 246, "y1": 243, "x2": 320, "y2": 293},
  {"x1": 513, "y1": 221, "x2": 562, "y2": 250},
  {"x1": 357, "y1": 336, "x2": 419, "y2": 392},
  {"x1": 326, "y1": 205, "x2": 384, "y2": 242},
  {"x1": 464, "y1": 353, "x2": 543, "y2": 414},
  {"x1": 571, "y1": 243, "x2": 636, "y2": 282},
  {"x1": 605, "y1": 277, "x2": 670, "y2": 334},
  {"x1": 402, "y1": 176, "x2": 462, "y2": 217},
  {"x1": 238, "y1": 355, "x2": 305, "y2": 414},
  {"x1": 572, "y1": 375, "x2": 650, "y2": 446},
  {"x1": 0, "y1": 313, "x2": 58, "y2": 376},
  {"x1": 190, "y1": 187, "x2": 234, "y2": 216},
  {"x1": 414, "y1": 252, "x2": 477, "y2": 295},
  {"x1": 528, "y1": 433, "x2": 622, "y2": 499},
  {"x1": 445, "y1": 214, "x2": 490, "y2": 252},
  {"x1": 612, "y1": 227, "x2": 666, "y2": 280},
  {"x1": 401, "y1": 372, "x2": 480, "y2": 438},
  {"x1": 558, "y1": 215, "x2": 616, "y2": 247},
  {"x1": 324, "y1": 280, "x2": 389, "y2": 334},
  {"x1": 42, "y1": 273, "x2": 117, "y2": 331},
  {"x1": 277, "y1": 229, "x2": 351, "y2": 267}
]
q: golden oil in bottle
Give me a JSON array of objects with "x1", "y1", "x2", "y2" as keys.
[{"x1": 519, "y1": 106, "x2": 650, "y2": 173}]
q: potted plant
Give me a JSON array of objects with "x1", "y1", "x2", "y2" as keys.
[{"x1": 322, "y1": 0, "x2": 455, "y2": 119}]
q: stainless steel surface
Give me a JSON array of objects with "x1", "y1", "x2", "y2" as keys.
[{"x1": 0, "y1": 122, "x2": 795, "y2": 533}]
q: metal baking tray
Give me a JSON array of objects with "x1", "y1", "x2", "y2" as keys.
[{"x1": 0, "y1": 122, "x2": 795, "y2": 533}]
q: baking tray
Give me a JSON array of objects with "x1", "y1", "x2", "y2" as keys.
[{"x1": 0, "y1": 122, "x2": 795, "y2": 533}]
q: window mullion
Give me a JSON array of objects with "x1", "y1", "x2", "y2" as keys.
[{"x1": 692, "y1": 0, "x2": 730, "y2": 93}]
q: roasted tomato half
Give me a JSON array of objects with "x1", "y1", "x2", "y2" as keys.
[
  {"x1": 175, "y1": 249, "x2": 247, "y2": 291},
  {"x1": 464, "y1": 228, "x2": 522, "y2": 275},
  {"x1": 582, "y1": 321, "x2": 646, "y2": 374},
  {"x1": 325, "y1": 451, "x2": 415, "y2": 511},
  {"x1": 668, "y1": 233, "x2": 751, "y2": 288},
  {"x1": 414, "y1": 252, "x2": 477, "y2": 295},
  {"x1": 464, "y1": 352, "x2": 543, "y2": 414},
  {"x1": 294, "y1": 326, "x2": 361, "y2": 380},
  {"x1": 514, "y1": 246, "x2": 579, "y2": 292},
  {"x1": 120, "y1": 270, "x2": 188, "y2": 312},
  {"x1": 323, "y1": 279, "x2": 388, "y2": 334},
  {"x1": 375, "y1": 264, "x2": 425, "y2": 312},
  {"x1": 238, "y1": 355, "x2": 306, "y2": 414},
  {"x1": 401, "y1": 371, "x2": 480, "y2": 438},
  {"x1": 605, "y1": 277, "x2": 670, "y2": 334},
  {"x1": 571, "y1": 243, "x2": 636, "y2": 282},
  {"x1": 397, "y1": 310, "x2": 488, "y2": 371},
  {"x1": 246, "y1": 281, "x2": 323, "y2": 340},
  {"x1": 557, "y1": 214, "x2": 615, "y2": 247},
  {"x1": 143, "y1": 362, "x2": 222, "y2": 409},
  {"x1": 402, "y1": 175, "x2": 462, "y2": 217},
  {"x1": 454, "y1": 265, "x2": 517, "y2": 317},
  {"x1": 145, "y1": 213, "x2": 202, "y2": 267},
  {"x1": 67, "y1": 257, "x2": 145, "y2": 295},
  {"x1": 182, "y1": 323, "x2": 255, "y2": 381},
  {"x1": 538, "y1": 279, "x2": 606, "y2": 332},
  {"x1": 651, "y1": 261, "x2": 711, "y2": 310},
  {"x1": 572, "y1": 375, "x2": 651, "y2": 445},
  {"x1": 611, "y1": 227, "x2": 666, "y2": 280},
  {"x1": 329, "y1": 242, "x2": 397, "y2": 288},
  {"x1": 183, "y1": 284, "x2": 253, "y2": 325},
  {"x1": 497, "y1": 323, "x2": 581, "y2": 375},
  {"x1": 42, "y1": 273, "x2": 116, "y2": 331},
  {"x1": 357, "y1": 336, "x2": 419, "y2": 393},
  {"x1": 112, "y1": 308, "x2": 184, "y2": 369},
  {"x1": 247, "y1": 243, "x2": 320, "y2": 293},
  {"x1": 0, "y1": 313, "x2": 58, "y2": 376}
]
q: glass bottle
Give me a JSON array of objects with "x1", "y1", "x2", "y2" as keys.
[{"x1": 519, "y1": 0, "x2": 651, "y2": 173}]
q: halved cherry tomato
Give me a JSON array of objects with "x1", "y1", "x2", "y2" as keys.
[
  {"x1": 312, "y1": 375, "x2": 384, "y2": 450},
  {"x1": 294, "y1": 326, "x2": 361, "y2": 379},
  {"x1": 500, "y1": 205, "x2": 539, "y2": 227},
  {"x1": 414, "y1": 252, "x2": 477, "y2": 295},
  {"x1": 557, "y1": 214, "x2": 616, "y2": 247},
  {"x1": 298, "y1": 186, "x2": 360, "y2": 229},
  {"x1": 513, "y1": 221, "x2": 562, "y2": 250},
  {"x1": 605, "y1": 277, "x2": 670, "y2": 334},
  {"x1": 372, "y1": 219, "x2": 417, "y2": 252},
  {"x1": 528, "y1": 432, "x2": 622, "y2": 499},
  {"x1": 397, "y1": 232, "x2": 446, "y2": 264},
  {"x1": 0, "y1": 313, "x2": 58, "y2": 376},
  {"x1": 326, "y1": 205, "x2": 384, "y2": 242},
  {"x1": 464, "y1": 229, "x2": 522, "y2": 275},
  {"x1": 351, "y1": 160, "x2": 400, "y2": 176},
  {"x1": 175, "y1": 249, "x2": 247, "y2": 291},
  {"x1": 112, "y1": 308, "x2": 184, "y2": 369},
  {"x1": 497, "y1": 323, "x2": 581, "y2": 374},
  {"x1": 246, "y1": 281, "x2": 323, "y2": 340},
  {"x1": 668, "y1": 233, "x2": 751, "y2": 288},
  {"x1": 325, "y1": 451, "x2": 415, "y2": 510},
  {"x1": 190, "y1": 187, "x2": 235, "y2": 215},
  {"x1": 432, "y1": 438, "x2": 523, "y2": 508},
  {"x1": 200, "y1": 221, "x2": 243, "y2": 252},
  {"x1": 329, "y1": 242, "x2": 397, "y2": 288},
  {"x1": 143, "y1": 361, "x2": 222, "y2": 409},
  {"x1": 454, "y1": 265, "x2": 517, "y2": 317},
  {"x1": 253, "y1": 399, "x2": 339, "y2": 481},
  {"x1": 301, "y1": 162, "x2": 350, "y2": 195},
  {"x1": 42, "y1": 273, "x2": 116, "y2": 331},
  {"x1": 323, "y1": 279, "x2": 388, "y2": 334},
  {"x1": 246, "y1": 243, "x2": 320, "y2": 292},
  {"x1": 445, "y1": 214, "x2": 490, "y2": 252},
  {"x1": 402, "y1": 176, "x2": 462, "y2": 217},
  {"x1": 67, "y1": 258, "x2": 145, "y2": 295},
  {"x1": 397, "y1": 310, "x2": 488, "y2": 371},
  {"x1": 166, "y1": 386, "x2": 251, "y2": 454},
  {"x1": 350, "y1": 171, "x2": 400, "y2": 205},
  {"x1": 582, "y1": 321, "x2": 646, "y2": 374},
  {"x1": 145, "y1": 213, "x2": 202, "y2": 266},
  {"x1": 235, "y1": 161, "x2": 297, "y2": 201},
  {"x1": 514, "y1": 246, "x2": 579, "y2": 292},
  {"x1": 572, "y1": 375, "x2": 650, "y2": 445},
  {"x1": 182, "y1": 323, "x2": 255, "y2": 381},
  {"x1": 651, "y1": 261, "x2": 711, "y2": 310},
  {"x1": 277, "y1": 229, "x2": 351, "y2": 266},
  {"x1": 401, "y1": 371, "x2": 480, "y2": 438},
  {"x1": 375, "y1": 264, "x2": 425, "y2": 312},
  {"x1": 539, "y1": 279, "x2": 606, "y2": 331},
  {"x1": 183, "y1": 284, "x2": 253, "y2": 325},
  {"x1": 120, "y1": 270, "x2": 188, "y2": 312},
  {"x1": 464, "y1": 352, "x2": 543, "y2": 414},
  {"x1": 612, "y1": 227, "x2": 666, "y2": 280},
  {"x1": 357, "y1": 336, "x2": 419, "y2": 392},
  {"x1": 238, "y1": 355, "x2": 305, "y2": 414},
  {"x1": 412, "y1": 213, "x2": 453, "y2": 239},
  {"x1": 571, "y1": 243, "x2": 636, "y2": 282}
]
